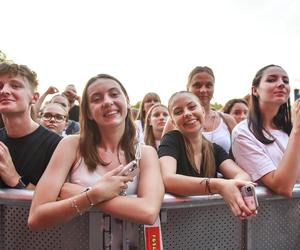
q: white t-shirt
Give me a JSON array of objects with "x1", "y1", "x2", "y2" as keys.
[
  {"x1": 135, "y1": 120, "x2": 145, "y2": 144},
  {"x1": 232, "y1": 119, "x2": 300, "y2": 182}
]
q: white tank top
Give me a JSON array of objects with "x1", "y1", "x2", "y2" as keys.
[
  {"x1": 69, "y1": 157, "x2": 138, "y2": 195},
  {"x1": 203, "y1": 117, "x2": 231, "y2": 153}
]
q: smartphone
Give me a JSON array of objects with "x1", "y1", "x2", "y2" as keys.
[
  {"x1": 117, "y1": 160, "x2": 139, "y2": 178},
  {"x1": 240, "y1": 184, "x2": 259, "y2": 211}
]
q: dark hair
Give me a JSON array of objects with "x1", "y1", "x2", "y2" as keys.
[
  {"x1": 0, "y1": 62, "x2": 38, "y2": 91},
  {"x1": 168, "y1": 91, "x2": 216, "y2": 177},
  {"x1": 223, "y1": 98, "x2": 248, "y2": 114},
  {"x1": 79, "y1": 74, "x2": 137, "y2": 171},
  {"x1": 248, "y1": 64, "x2": 292, "y2": 144},
  {"x1": 136, "y1": 92, "x2": 161, "y2": 128},
  {"x1": 187, "y1": 66, "x2": 215, "y2": 90}
]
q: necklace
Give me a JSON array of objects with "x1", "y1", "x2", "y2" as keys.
[{"x1": 203, "y1": 110, "x2": 218, "y2": 132}]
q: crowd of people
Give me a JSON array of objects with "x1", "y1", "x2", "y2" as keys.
[{"x1": 0, "y1": 60, "x2": 299, "y2": 248}]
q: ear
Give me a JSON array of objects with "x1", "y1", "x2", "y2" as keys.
[
  {"x1": 30, "y1": 92, "x2": 40, "y2": 104},
  {"x1": 252, "y1": 86, "x2": 258, "y2": 97}
]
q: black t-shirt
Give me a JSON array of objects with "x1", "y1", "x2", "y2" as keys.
[
  {"x1": 69, "y1": 105, "x2": 80, "y2": 122},
  {"x1": 158, "y1": 130, "x2": 229, "y2": 177},
  {"x1": 0, "y1": 125, "x2": 61, "y2": 187}
]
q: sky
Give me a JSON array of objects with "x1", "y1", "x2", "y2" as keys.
[{"x1": 2, "y1": 0, "x2": 300, "y2": 106}]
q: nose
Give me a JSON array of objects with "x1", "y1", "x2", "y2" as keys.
[
  {"x1": 240, "y1": 112, "x2": 247, "y2": 120},
  {"x1": 48, "y1": 116, "x2": 56, "y2": 123},
  {"x1": 103, "y1": 95, "x2": 113, "y2": 107},
  {"x1": 0, "y1": 84, "x2": 11, "y2": 95},
  {"x1": 277, "y1": 79, "x2": 285, "y2": 88},
  {"x1": 183, "y1": 108, "x2": 192, "y2": 117}
]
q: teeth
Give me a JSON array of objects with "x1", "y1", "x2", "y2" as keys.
[
  {"x1": 104, "y1": 111, "x2": 118, "y2": 117},
  {"x1": 185, "y1": 120, "x2": 197, "y2": 125}
]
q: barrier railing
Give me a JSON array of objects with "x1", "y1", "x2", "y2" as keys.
[{"x1": 1, "y1": 185, "x2": 300, "y2": 250}]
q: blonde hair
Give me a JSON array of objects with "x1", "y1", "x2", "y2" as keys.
[
  {"x1": 136, "y1": 92, "x2": 161, "y2": 128},
  {"x1": 168, "y1": 91, "x2": 216, "y2": 177},
  {"x1": 144, "y1": 103, "x2": 168, "y2": 150}
]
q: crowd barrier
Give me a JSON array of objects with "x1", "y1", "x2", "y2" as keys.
[{"x1": 1, "y1": 185, "x2": 300, "y2": 250}]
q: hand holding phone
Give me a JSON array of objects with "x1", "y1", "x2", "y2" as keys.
[
  {"x1": 240, "y1": 184, "x2": 259, "y2": 211},
  {"x1": 117, "y1": 160, "x2": 139, "y2": 178}
]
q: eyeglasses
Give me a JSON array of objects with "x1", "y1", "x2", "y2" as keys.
[{"x1": 41, "y1": 113, "x2": 66, "y2": 123}]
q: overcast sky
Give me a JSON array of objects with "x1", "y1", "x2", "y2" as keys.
[{"x1": 2, "y1": 0, "x2": 300, "y2": 105}]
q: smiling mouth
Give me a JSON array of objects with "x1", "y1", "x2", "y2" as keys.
[
  {"x1": 184, "y1": 119, "x2": 198, "y2": 126},
  {"x1": 103, "y1": 110, "x2": 119, "y2": 117}
]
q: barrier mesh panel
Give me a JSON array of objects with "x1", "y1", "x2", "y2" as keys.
[
  {"x1": 2, "y1": 206, "x2": 89, "y2": 250},
  {"x1": 247, "y1": 198, "x2": 300, "y2": 250},
  {"x1": 161, "y1": 204, "x2": 243, "y2": 250}
]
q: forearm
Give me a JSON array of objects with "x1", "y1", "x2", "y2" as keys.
[
  {"x1": 270, "y1": 138, "x2": 300, "y2": 195},
  {"x1": 164, "y1": 174, "x2": 215, "y2": 196},
  {"x1": 28, "y1": 191, "x2": 92, "y2": 230},
  {"x1": 94, "y1": 195, "x2": 162, "y2": 225},
  {"x1": 232, "y1": 172, "x2": 251, "y2": 181}
]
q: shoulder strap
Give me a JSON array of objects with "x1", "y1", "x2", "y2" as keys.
[{"x1": 218, "y1": 111, "x2": 232, "y2": 134}]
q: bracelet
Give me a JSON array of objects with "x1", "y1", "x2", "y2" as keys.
[
  {"x1": 83, "y1": 187, "x2": 94, "y2": 207},
  {"x1": 68, "y1": 198, "x2": 83, "y2": 216},
  {"x1": 200, "y1": 178, "x2": 212, "y2": 194}
]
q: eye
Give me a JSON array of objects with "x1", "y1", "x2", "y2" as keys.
[
  {"x1": 110, "y1": 89, "x2": 120, "y2": 98},
  {"x1": 173, "y1": 109, "x2": 183, "y2": 116},
  {"x1": 152, "y1": 112, "x2": 160, "y2": 118},
  {"x1": 91, "y1": 95, "x2": 101, "y2": 102},
  {"x1": 163, "y1": 112, "x2": 169, "y2": 117},
  {"x1": 192, "y1": 82, "x2": 201, "y2": 89},
  {"x1": 188, "y1": 104, "x2": 197, "y2": 111},
  {"x1": 205, "y1": 83, "x2": 213, "y2": 88}
]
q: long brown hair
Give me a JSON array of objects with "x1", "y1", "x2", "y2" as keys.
[
  {"x1": 168, "y1": 91, "x2": 216, "y2": 177},
  {"x1": 249, "y1": 64, "x2": 292, "y2": 144},
  {"x1": 79, "y1": 74, "x2": 137, "y2": 171}
]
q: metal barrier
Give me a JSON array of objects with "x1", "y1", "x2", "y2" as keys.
[{"x1": 1, "y1": 185, "x2": 300, "y2": 250}]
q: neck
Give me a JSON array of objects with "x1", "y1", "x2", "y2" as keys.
[
  {"x1": 259, "y1": 103, "x2": 281, "y2": 129},
  {"x1": 152, "y1": 128, "x2": 163, "y2": 141},
  {"x1": 202, "y1": 104, "x2": 211, "y2": 115},
  {"x1": 2, "y1": 114, "x2": 39, "y2": 138},
  {"x1": 99, "y1": 123, "x2": 125, "y2": 152}
]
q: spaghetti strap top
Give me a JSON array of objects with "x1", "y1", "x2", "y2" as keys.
[{"x1": 69, "y1": 157, "x2": 138, "y2": 195}]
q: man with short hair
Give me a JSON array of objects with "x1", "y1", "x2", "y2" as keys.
[
  {"x1": 0, "y1": 62, "x2": 61, "y2": 189},
  {"x1": 63, "y1": 84, "x2": 80, "y2": 122}
]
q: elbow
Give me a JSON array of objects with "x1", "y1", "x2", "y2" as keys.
[
  {"x1": 28, "y1": 210, "x2": 46, "y2": 231},
  {"x1": 162, "y1": 176, "x2": 173, "y2": 192},
  {"x1": 28, "y1": 214, "x2": 41, "y2": 231},
  {"x1": 276, "y1": 188, "x2": 293, "y2": 198},
  {"x1": 142, "y1": 206, "x2": 161, "y2": 225}
]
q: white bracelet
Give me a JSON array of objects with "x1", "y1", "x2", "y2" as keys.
[{"x1": 69, "y1": 198, "x2": 83, "y2": 216}]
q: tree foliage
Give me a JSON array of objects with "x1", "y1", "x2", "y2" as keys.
[{"x1": 0, "y1": 50, "x2": 7, "y2": 62}]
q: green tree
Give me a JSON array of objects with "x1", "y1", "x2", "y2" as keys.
[
  {"x1": 0, "y1": 50, "x2": 7, "y2": 62},
  {"x1": 211, "y1": 102, "x2": 223, "y2": 111}
]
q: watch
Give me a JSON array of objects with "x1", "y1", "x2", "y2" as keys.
[{"x1": 13, "y1": 176, "x2": 30, "y2": 189}]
